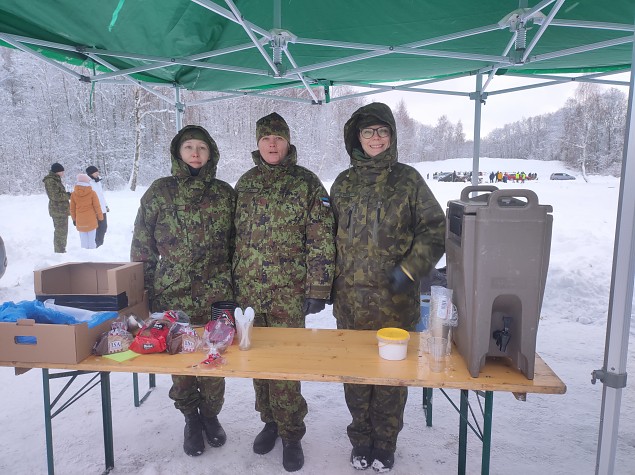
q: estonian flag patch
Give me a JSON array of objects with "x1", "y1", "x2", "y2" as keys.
[{"x1": 320, "y1": 197, "x2": 331, "y2": 207}]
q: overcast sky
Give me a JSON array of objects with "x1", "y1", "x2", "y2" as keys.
[{"x1": 365, "y1": 73, "x2": 631, "y2": 140}]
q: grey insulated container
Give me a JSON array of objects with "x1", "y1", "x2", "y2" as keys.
[{"x1": 446, "y1": 186, "x2": 553, "y2": 379}]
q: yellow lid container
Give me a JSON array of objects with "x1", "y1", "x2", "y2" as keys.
[
  {"x1": 376, "y1": 328, "x2": 410, "y2": 341},
  {"x1": 376, "y1": 328, "x2": 410, "y2": 360}
]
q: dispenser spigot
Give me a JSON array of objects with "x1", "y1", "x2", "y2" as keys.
[{"x1": 493, "y1": 316, "x2": 512, "y2": 352}]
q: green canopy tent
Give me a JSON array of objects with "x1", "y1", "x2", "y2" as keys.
[{"x1": 1, "y1": 1, "x2": 633, "y2": 473}]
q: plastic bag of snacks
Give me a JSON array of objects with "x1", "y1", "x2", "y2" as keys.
[
  {"x1": 129, "y1": 310, "x2": 182, "y2": 354},
  {"x1": 167, "y1": 321, "x2": 204, "y2": 354},
  {"x1": 93, "y1": 316, "x2": 134, "y2": 355},
  {"x1": 199, "y1": 316, "x2": 235, "y2": 366}
]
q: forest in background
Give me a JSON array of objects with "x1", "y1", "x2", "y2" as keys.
[{"x1": 0, "y1": 48, "x2": 628, "y2": 194}]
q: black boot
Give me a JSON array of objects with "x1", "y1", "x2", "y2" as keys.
[
  {"x1": 253, "y1": 421, "x2": 278, "y2": 454},
  {"x1": 370, "y1": 447, "x2": 394, "y2": 472},
  {"x1": 201, "y1": 415, "x2": 226, "y2": 447},
  {"x1": 350, "y1": 446, "x2": 372, "y2": 470},
  {"x1": 282, "y1": 439, "x2": 304, "y2": 472},
  {"x1": 183, "y1": 412, "x2": 205, "y2": 457}
]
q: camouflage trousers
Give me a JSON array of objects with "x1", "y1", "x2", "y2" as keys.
[
  {"x1": 169, "y1": 375, "x2": 225, "y2": 417},
  {"x1": 52, "y1": 215, "x2": 68, "y2": 253},
  {"x1": 254, "y1": 378, "x2": 307, "y2": 442},
  {"x1": 343, "y1": 383, "x2": 407, "y2": 453}
]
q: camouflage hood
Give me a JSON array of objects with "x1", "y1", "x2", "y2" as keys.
[
  {"x1": 343, "y1": 102, "x2": 398, "y2": 170},
  {"x1": 169, "y1": 125, "x2": 220, "y2": 181}
]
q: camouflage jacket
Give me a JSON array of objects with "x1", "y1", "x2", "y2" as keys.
[
  {"x1": 233, "y1": 145, "x2": 335, "y2": 327},
  {"x1": 130, "y1": 125, "x2": 236, "y2": 324},
  {"x1": 43, "y1": 172, "x2": 69, "y2": 218},
  {"x1": 330, "y1": 103, "x2": 446, "y2": 331}
]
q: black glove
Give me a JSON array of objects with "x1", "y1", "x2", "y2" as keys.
[
  {"x1": 388, "y1": 266, "x2": 414, "y2": 293},
  {"x1": 302, "y1": 298, "x2": 326, "y2": 316},
  {"x1": 72, "y1": 220, "x2": 76, "y2": 226}
]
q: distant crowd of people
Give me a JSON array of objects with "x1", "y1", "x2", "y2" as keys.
[{"x1": 489, "y1": 171, "x2": 538, "y2": 183}]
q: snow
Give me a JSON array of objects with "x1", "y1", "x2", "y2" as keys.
[{"x1": 0, "y1": 157, "x2": 633, "y2": 475}]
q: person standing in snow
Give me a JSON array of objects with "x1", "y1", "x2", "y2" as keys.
[
  {"x1": 85, "y1": 165, "x2": 109, "y2": 247},
  {"x1": 330, "y1": 102, "x2": 446, "y2": 472},
  {"x1": 130, "y1": 125, "x2": 235, "y2": 458},
  {"x1": 42, "y1": 162, "x2": 70, "y2": 253},
  {"x1": 70, "y1": 174, "x2": 103, "y2": 249},
  {"x1": 233, "y1": 112, "x2": 335, "y2": 472}
]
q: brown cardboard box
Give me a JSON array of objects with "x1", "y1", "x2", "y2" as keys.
[
  {"x1": 0, "y1": 292, "x2": 150, "y2": 364},
  {"x1": 34, "y1": 262, "x2": 144, "y2": 311}
]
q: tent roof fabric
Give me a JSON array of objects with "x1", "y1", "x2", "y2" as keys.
[{"x1": 0, "y1": 0, "x2": 633, "y2": 94}]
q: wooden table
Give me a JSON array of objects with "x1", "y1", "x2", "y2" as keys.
[{"x1": 1, "y1": 327, "x2": 566, "y2": 475}]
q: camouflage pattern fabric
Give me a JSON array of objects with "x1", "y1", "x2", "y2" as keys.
[
  {"x1": 330, "y1": 102, "x2": 446, "y2": 453},
  {"x1": 331, "y1": 102, "x2": 446, "y2": 331},
  {"x1": 43, "y1": 172, "x2": 70, "y2": 218},
  {"x1": 169, "y1": 374, "x2": 225, "y2": 417},
  {"x1": 130, "y1": 125, "x2": 235, "y2": 416},
  {"x1": 254, "y1": 378, "x2": 307, "y2": 442},
  {"x1": 130, "y1": 125, "x2": 236, "y2": 324},
  {"x1": 233, "y1": 142, "x2": 335, "y2": 441},
  {"x1": 51, "y1": 215, "x2": 68, "y2": 253},
  {"x1": 43, "y1": 172, "x2": 69, "y2": 252},
  {"x1": 256, "y1": 112, "x2": 291, "y2": 143},
  {"x1": 233, "y1": 144, "x2": 335, "y2": 326},
  {"x1": 344, "y1": 383, "x2": 407, "y2": 453}
]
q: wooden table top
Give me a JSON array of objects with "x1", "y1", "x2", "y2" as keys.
[{"x1": 1, "y1": 327, "x2": 566, "y2": 395}]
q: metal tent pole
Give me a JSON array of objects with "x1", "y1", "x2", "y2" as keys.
[
  {"x1": 175, "y1": 86, "x2": 183, "y2": 131},
  {"x1": 593, "y1": 30, "x2": 635, "y2": 475},
  {"x1": 471, "y1": 74, "x2": 483, "y2": 185}
]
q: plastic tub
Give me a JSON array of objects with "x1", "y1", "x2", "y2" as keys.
[{"x1": 376, "y1": 328, "x2": 410, "y2": 360}]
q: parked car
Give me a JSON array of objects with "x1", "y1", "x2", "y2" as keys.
[
  {"x1": 0, "y1": 235, "x2": 6, "y2": 280},
  {"x1": 437, "y1": 172, "x2": 466, "y2": 182},
  {"x1": 550, "y1": 172, "x2": 576, "y2": 180}
]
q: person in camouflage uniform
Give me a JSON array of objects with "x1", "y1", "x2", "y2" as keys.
[
  {"x1": 130, "y1": 125, "x2": 236, "y2": 458},
  {"x1": 233, "y1": 112, "x2": 335, "y2": 472},
  {"x1": 330, "y1": 102, "x2": 446, "y2": 472},
  {"x1": 43, "y1": 162, "x2": 70, "y2": 253}
]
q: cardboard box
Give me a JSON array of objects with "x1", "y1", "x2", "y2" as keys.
[
  {"x1": 34, "y1": 262, "x2": 144, "y2": 311},
  {"x1": 0, "y1": 292, "x2": 150, "y2": 365}
]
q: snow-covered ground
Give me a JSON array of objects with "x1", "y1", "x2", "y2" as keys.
[{"x1": 0, "y1": 157, "x2": 633, "y2": 474}]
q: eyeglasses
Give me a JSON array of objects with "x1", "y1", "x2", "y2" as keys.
[{"x1": 359, "y1": 126, "x2": 391, "y2": 139}]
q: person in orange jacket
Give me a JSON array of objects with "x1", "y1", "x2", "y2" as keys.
[{"x1": 70, "y1": 174, "x2": 103, "y2": 249}]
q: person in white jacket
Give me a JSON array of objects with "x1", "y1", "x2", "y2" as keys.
[{"x1": 85, "y1": 165, "x2": 109, "y2": 247}]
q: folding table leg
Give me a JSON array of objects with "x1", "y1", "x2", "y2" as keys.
[
  {"x1": 458, "y1": 389, "x2": 469, "y2": 475},
  {"x1": 42, "y1": 369, "x2": 55, "y2": 475},
  {"x1": 481, "y1": 391, "x2": 493, "y2": 475},
  {"x1": 100, "y1": 372, "x2": 114, "y2": 472},
  {"x1": 422, "y1": 387, "x2": 433, "y2": 426},
  {"x1": 132, "y1": 373, "x2": 156, "y2": 407}
]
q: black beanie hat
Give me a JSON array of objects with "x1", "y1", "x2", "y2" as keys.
[
  {"x1": 51, "y1": 163, "x2": 64, "y2": 173},
  {"x1": 86, "y1": 165, "x2": 98, "y2": 176}
]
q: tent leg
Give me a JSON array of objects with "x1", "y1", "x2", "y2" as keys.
[{"x1": 595, "y1": 36, "x2": 635, "y2": 475}]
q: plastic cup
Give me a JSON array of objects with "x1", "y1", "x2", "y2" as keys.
[
  {"x1": 428, "y1": 337, "x2": 447, "y2": 372},
  {"x1": 236, "y1": 320, "x2": 254, "y2": 351}
]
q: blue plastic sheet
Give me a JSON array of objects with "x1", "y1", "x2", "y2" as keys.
[{"x1": 0, "y1": 300, "x2": 117, "y2": 328}]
